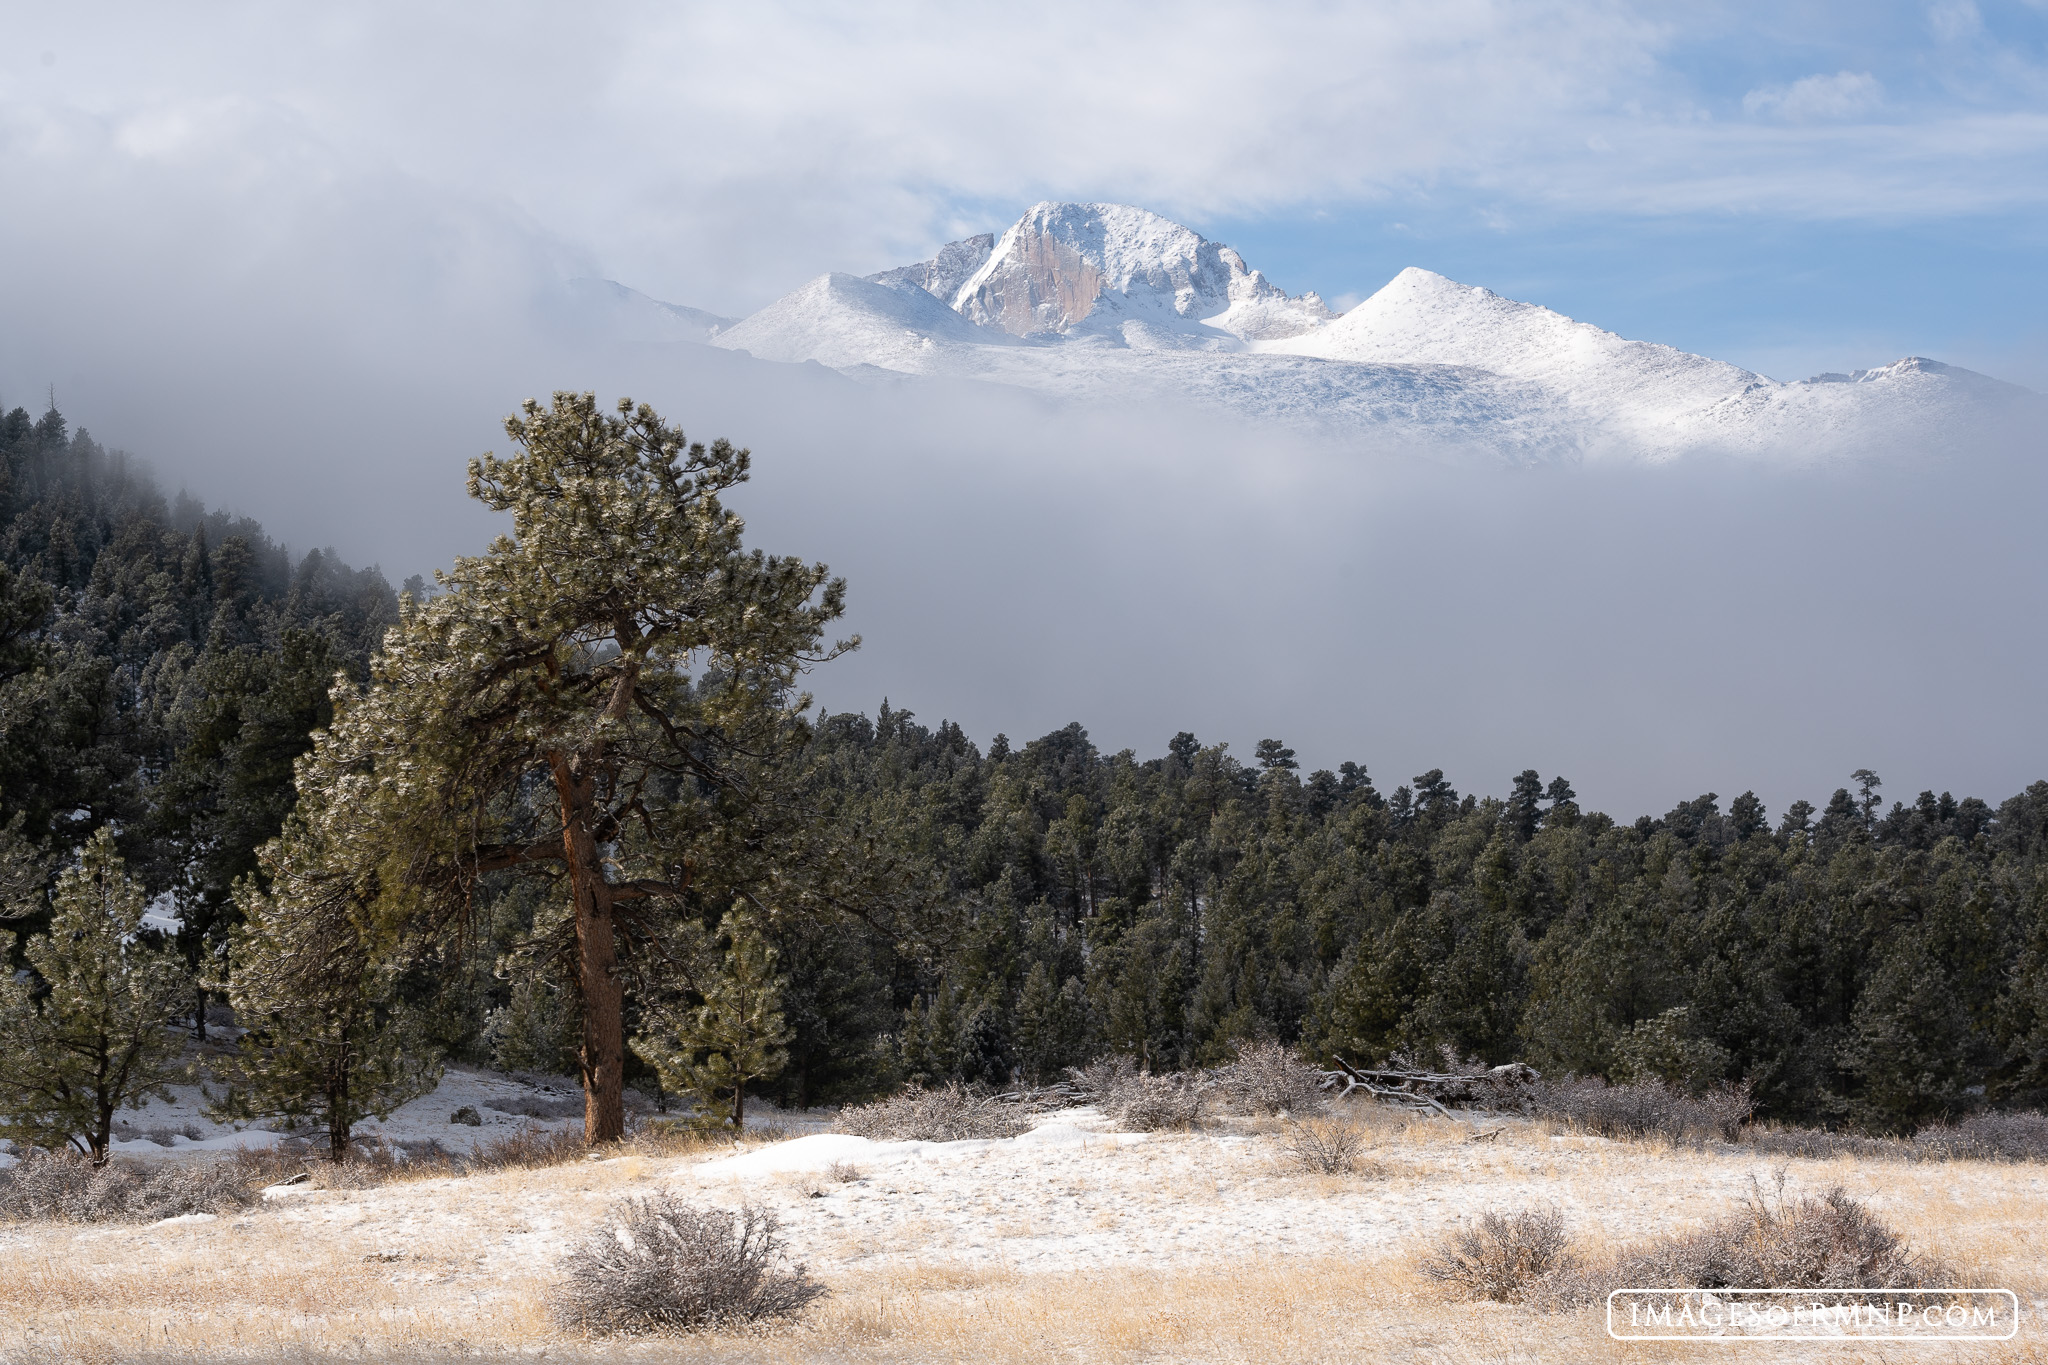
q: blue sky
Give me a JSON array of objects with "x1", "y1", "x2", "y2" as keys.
[
  {"x1": 4, "y1": 1, "x2": 2046, "y2": 386},
  {"x1": 1195, "y1": 3, "x2": 2048, "y2": 385}
]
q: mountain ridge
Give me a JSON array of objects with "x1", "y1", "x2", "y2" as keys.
[{"x1": 625, "y1": 201, "x2": 2037, "y2": 464}]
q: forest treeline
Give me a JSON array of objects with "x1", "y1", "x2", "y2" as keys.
[{"x1": 4, "y1": 399, "x2": 2045, "y2": 1158}]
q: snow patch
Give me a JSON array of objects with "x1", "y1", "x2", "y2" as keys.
[{"x1": 697, "y1": 1111, "x2": 1144, "y2": 1179}]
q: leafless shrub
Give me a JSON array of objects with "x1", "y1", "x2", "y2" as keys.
[
  {"x1": 827, "y1": 1161, "x2": 862, "y2": 1183},
  {"x1": 488, "y1": 1095, "x2": 586, "y2": 1120},
  {"x1": 1738, "y1": 1126, "x2": 1912, "y2": 1161},
  {"x1": 1220, "y1": 1041, "x2": 1325, "y2": 1116},
  {"x1": 1114, "y1": 1071, "x2": 1208, "y2": 1131},
  {"x1": 1067, "y1": 1056, "x2": 1207, "y2": 1131},
  {"x1": 1911, "y1": 1110, "x2": 2048, "y2": 1162},
  {"x1": 1529, "y1": 1075, "x2": 1751, "y2": 1145},
  {"x1": 1283, "y1": 1116, "x2": 1369, "y2": 1174},
  {"x1": 833, "y1": 1084, "x2": 1029, "y2": 1142},
  {"x1": 0, "y1": 1149, "x2": 253, "y2": 1223},
  {"x1": 1419, "y1": 1206, "x2": 1574, "y2": 1302},
  {"x1": 1067, "y1": 1054, "x2": 1133, "y2": 1100},
  {"x1": 142, "y1": 1123, "x2": 204, "y2": 1147},
  {"x1": 1530, "y1": 1176, "x2": 1953, "y2": 1310},
  {"x1": 470, "y1": 1122, "x2": 590, "y2": 1169},
  {"x1": 550, "y1": 1193, "x2": 826, "y2": 1335},
  {"x1": 222, "y1": 1123, "x2": 590, "y2": 1191}
]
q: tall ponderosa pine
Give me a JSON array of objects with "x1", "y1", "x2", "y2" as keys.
[
  {"x1": 0, "y1": 830, "x2": 188, "y2": 1164},
  {"x1": 265, "y1": 393, "x2": 850, "y2": 1142}
]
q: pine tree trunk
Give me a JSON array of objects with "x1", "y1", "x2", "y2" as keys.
[
  {"x1": 575, "y1": 887, "x2": 625, "y2": 1144},
  {"x1": 555, "y1": 753, "x2": 625, "y2": 1145},
  {"x1": 330, "y1": 1043, "x2": 353, "y2": 1163}
]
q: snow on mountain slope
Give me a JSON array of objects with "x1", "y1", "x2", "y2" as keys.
[
  {"x1": 698, "y1": 203, "x2": 2036, "y2": 464},
  {"x1": 869, "y1": 233, "x2": 997, "y2": 305},
  {"x1": 1268, "y1": 268, "x2": 1761, "y2": 441},
  {"x1": 563, "y1": 278, "x2": 736, "y2": 342},
  {"x1": 712, "y1": 271, "x2": 1013, "y2": 372}
]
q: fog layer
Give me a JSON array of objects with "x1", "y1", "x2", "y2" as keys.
[{"x1": 9, "y1": 262, "x2": 2044, "y2": 820}]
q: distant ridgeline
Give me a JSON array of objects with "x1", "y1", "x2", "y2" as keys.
[
  {"x1": 0, "y1": 405, "x2": 398, "y2": 1017},
  {"x1": 4, "y1": 405, "x2": 2045, "y2": 1134}
]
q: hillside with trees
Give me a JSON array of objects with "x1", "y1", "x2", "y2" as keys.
[{"x1": 4, "y1": 396, "x2": 2045, "y2": 1160}]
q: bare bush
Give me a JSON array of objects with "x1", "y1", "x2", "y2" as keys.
[
  {"x1": 833, "y1": 1084, "x2": 1029, "y2": 1142},
  {"x1": 1220, "y1": 1041, "x2": 1325, "y2": 1116},
  {"x1": 223, "y1": 1122, "x2": 591, "y2": 1191},
  {"x1": 1068, "y1": 1057, "x2": 1207, "y2": 1131},
  {"x1": 1529, "y1": 1075, "x2": 1750, "y2": 1144},
  {"x1": 0, "y1": 1150, "x2": 253, "y2": 1223},
  {"x1": 827, "y1": 1161, "x2": 862, "y2": 1183},
  {"x1": 1737, "y1": 1126, "x2": 1913, "y2": 1162},
  {"x1": 1113, "y1": 1072, "x2": 1207, "y2": 1131},
  {"x1": 1419, "y1": 1206, "x2": 1574, "y2": 1302},
  {"x1": 488, "y1": 1095, "x2": 587, "y2": 1121},
  {"x1": 1069, "y1": 1055, "x2": 1138, "y2": 1103},
  {"x1": 471, "y1": 1123, "x2": 591, "y2": 1169},
  {"x1": 1283, "y1": 1116, "x2": 1368, "y2": 1174},
  {"x1": 551, "y1": 1193, "x2": 826, "y2": 1335},
  {"x1": 1531, "y1": 1177, "x2": 1952, "y2": 1310},
  {"x1": 1912, "y1": 1110, "x2": 2048, "y2": 1162}
]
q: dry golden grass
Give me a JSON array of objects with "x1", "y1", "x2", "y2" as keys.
[{"x1": 4, "y1": 1107, "x2": 2046, "y2": 1364}]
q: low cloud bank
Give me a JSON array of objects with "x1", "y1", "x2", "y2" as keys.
[{"x1": 10, "y1": 269, "x2": 2044, "y2": 821}]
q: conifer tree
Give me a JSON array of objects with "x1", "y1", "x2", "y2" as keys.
[
  {"x1": 211, "y1": 865, "x2": 441, "y2": 1162},
  {"x1": 633, "y1": 907, "x2": 791, "y2": 1128},
  {"x1": 265, "y1": 393, "x2": 850, "y2": 1142},
  {"x1": 0, "y1": 830, "x2": 188, "y2": 1164}
]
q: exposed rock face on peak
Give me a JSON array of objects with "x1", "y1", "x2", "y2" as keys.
[
  {"x1": 950, "y1": 202, "x2": 1330, "y2": 345},
  {"x1": 868, "y1": 234, "x2": 997, "y2": 307}
]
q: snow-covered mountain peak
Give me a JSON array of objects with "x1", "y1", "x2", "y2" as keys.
[
  {"x1": 869, "y1": 234, "x2": 997, "y2": 308},
  {"x1": 1272, "y1": 264, "x2": 1766, "y2": 433},
  {"x1": 928, "y1": 202, "x2": 1329, "y2": 345}
]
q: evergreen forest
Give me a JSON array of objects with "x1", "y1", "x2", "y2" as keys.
[{"x1": 5, "y1": 398, "x2": 2046, "y2": 1157}]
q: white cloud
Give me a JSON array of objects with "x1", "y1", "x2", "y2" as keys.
[
  {"x1": 1743, "y1": 71, "x2": 1885, "y2": 121},
  {"x1": 0, "y1": 3, "x2": 2045, "y2": 320},
  {"x1": 1929, "y1": 0, "x2": 1984, "y2": 42}
]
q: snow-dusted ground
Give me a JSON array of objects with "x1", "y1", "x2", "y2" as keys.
[
  {"x1": 0, "y1": 1055, "x2": 825, "y2": 1172},
  {"x1": 39, "y1": 1062, "x2": 599, "y2": 1164},
  {"x1": 179, "y1": 1102, "x2": 2031, "y2": 1275},
  {"x1": 7, "y1": 1099, "x2": 2046, "y2": 1363}
]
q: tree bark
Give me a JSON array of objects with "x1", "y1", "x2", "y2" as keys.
[{"x1": 555, "y1": 752, "x2": 625, "y2": 1144}]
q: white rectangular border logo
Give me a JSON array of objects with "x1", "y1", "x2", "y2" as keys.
[{"x1": 1607, "y1": 1288, "x2": 2020, "y2": 1342}]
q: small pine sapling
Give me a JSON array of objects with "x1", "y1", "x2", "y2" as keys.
[
  {"x1": 208, "y1": 869, "x2": 442, "y2": 1163},
  {"x1": 634, "y1": 907, "x2": 791, "y2": 1130},
  {"x1": 0, "y1": 830, "x2": 191, "y2": 1165}
]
